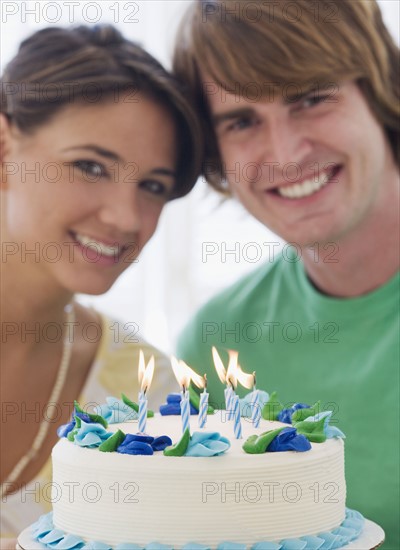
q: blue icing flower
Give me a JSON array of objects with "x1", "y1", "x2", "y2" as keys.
[
  {"x1": 94, "y1": 396, "x2": 138, "y2": 424},
  {"x1": 252, "y1": 543, "x2": 282, "y2": 550},
  {"x1": 117, "y1": 437, "x2": 154, "y2": 455},
  {"x1": 40, "y1": 531, "x2": 82, "y2": 547},
  {"x1": 185, "y1": 432, "x2": 231, "y2": 457},
  {"x1": 182, "y1": 544, "x2": 211, "y2": 550},
  {"x1": 81, "y1": 542, "x2": 113, "y2": 549},
  {"x1": 125, "y1": 434, "x2": 154, "y2": 444},
  {"x1": 240, "y1": 390, "x2": 270, "y2": 418},
  {"x1": 277, "y1": 403, "x2": 310, "y2": 424},
  {"x1": 160, "y1": 393, "x2": 198, "y2": 416},
  {"x1": 279, "y1": 539, "x2": 307, "y2": 549},
  {"x1": 304, "y1": 411, "x2": 345, "y2": 439},
  {"x1": 57, "y1": 421, "x2": 76, "y2": 438},
  {"x1": 57, "y1": 407, "x2": 94, "y2": 438},
  {"x1": 116, "y1": 433, "x2": 172, "y2": 455},
  {"x1": 218, "y1": 544, "x2": 247, "y2": 550},
  {"x1": 267, "y1": 427, "x2": 311, "y2": 453},
  {"x1": 73, "y1": 420, "x2": 113, "y2": 448},
  {"x1": 152, "y1": 435, "x2": 172, "y2": 451},
  {"x1": 116, "y1": 545, "x2": 143, "y2": 550},
  {"x1": 146, "y1": 544, "x2": 173, "y2": 550}
]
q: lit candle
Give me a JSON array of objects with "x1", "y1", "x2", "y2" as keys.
[
  {"x1": 212, "y1": 348, "x2": 253, "y2": 421},
  {"x1": 251, "y1": 372, "x2": 261, "y2": 428},
  {"x1": 212, "y1": 347, "x2": 234, "y2": 419},
  {"x1": 228, "y1": 374, "x2": 242, "y2": 440},
  {"x1": 137, "y1": 351, "x2": 155, "y2": 433},
  {"x1": 171, "y1": 357, "x2": 191, "y2": 434},
  {"x1": 198, "y1": 375, "x2": 209, "y2": 428}
]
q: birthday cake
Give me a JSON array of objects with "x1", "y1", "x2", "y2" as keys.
[{"x1": 28, "y1": 389, "x2": 366, "y2": 549}]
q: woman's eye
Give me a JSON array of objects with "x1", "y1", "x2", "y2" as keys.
[
  {"x1": 73, "y1": 160, "x2": 106, "y2": 179},
  {"x1": 140, "y1": 179, "x2": 169, "y2": 196}
]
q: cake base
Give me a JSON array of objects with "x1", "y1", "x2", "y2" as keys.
[{"x1": 17, "y1": 519, "x2": 385, "y2": 550}]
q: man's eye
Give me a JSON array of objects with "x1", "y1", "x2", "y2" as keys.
[
  {"x1": 300, "y1": 94, "x2": 330, "y2": 109},
  {"x1": 140, "y1": 179, "x2": 169, "y2": 196},
  {"x1": 73, "y1": 160, "x2": 106, "y2": 179},
  {"x1": 227, "y1": 117, "x2": 254, "y2": 132}
]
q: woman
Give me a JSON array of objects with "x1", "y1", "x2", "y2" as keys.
[{"x1": 0, "y1": 24, "x2": 202, "y2": 543}]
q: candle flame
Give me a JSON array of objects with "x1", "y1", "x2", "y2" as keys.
[
  {"x1": 182, "y1": 361, "x2": 205, "y2": 390},
  {"x1": 212, "y1": 346, "x2": 226, "y2": 384},
  {"x1": 171, "y1": 356, "x2": 191, "y2": 390},
  {"x1": 237, "y1": 365, "x2": 255, "y2": 390},
  {"x1": 226, "y1": 350, "x2": 239, "y2": 390},
  {"x1": 213, "y1": 348, "x2": 253, "y2": 390},
  {"x1": 138, "y1": 350, "x2": 155, "y2": 393}
]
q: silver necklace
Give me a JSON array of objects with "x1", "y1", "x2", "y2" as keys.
[{"x1": 0, "y1": 304, "x2": 75, "y2": 499}]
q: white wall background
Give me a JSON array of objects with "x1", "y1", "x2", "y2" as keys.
[{"x1": 1, "y1": 0, "x2": 398, "y2": 354}]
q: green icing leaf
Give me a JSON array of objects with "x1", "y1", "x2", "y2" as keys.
[
  {"x1": 189, "y1": 384, "x2": 215, "y2": 415},
  {"x1": 164, "y1": 428, "x2": 191, "y2": 456},
  {"x1": 261, "y1": 391, "x2": 284, "y2": 420},
  {"x1": 74, "y1": 415, "x2": 82, "y2": 429},
  {"x1": 67, "y1": 415, "x2": 81, "y2": 441},
  {"x1": 294, "y1": 416, "x2": 326, "y2": 443},
  {"x1": 291, "y1": 401, "x2": 322, "y2": 423},
  {"x1": 74, "y1": 400, "x2": 108, "y2": 428},
  {"x1": 121, "y1": 393, "x2": 154, "y2": 417},
  {"x1": 121, "y1": 393, "x2": 139, "y2": 412},
  {"x1": 243, "y1": 427, "x2": 285, "y2": 454},
  {"x1": 99, "y1": 429, "x2": 126, "y2": 452},
  {"x1": 74, "y1": 400, "x2": 84, "y2": 413},
  {"x1": 67, "y1": 428, "x2": 78, "y2": 442},
  {"x1": 87, "y1": 412, "x2": 108, "y2": 428}
]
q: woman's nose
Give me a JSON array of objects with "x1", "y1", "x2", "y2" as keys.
[{"x1": 97, "y1": 183, "x2": 141, "y2": 234}]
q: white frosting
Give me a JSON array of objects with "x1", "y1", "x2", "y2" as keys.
[{"x1": 51, "y1": 413, "x2": 346, "y2": 547}]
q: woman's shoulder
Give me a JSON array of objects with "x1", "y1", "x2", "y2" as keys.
[{"x1": 79, "y1": 309, "x2": 174, "y2": 409}]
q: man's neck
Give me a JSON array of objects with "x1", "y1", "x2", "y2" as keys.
[{"x1": 302, "y1": 181, "x2": 399, "y2": 297}]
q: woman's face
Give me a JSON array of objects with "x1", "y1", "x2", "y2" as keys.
[{"x1": 2, "y1": 94, "x2": 177, "y2": 295}]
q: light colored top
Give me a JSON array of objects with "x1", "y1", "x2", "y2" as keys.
[
  {"x1": 177, "y1": 257, "x2": 400, "y2": 550},
  {"x1": 1, "y1": 313, "x2": 175, "y2": 538}
]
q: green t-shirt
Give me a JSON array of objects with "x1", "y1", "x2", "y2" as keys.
[{"x1": 177, "y1": 256, "x2": 399, "y2": 549}]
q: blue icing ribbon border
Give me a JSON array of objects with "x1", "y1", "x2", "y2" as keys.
[{"x1": 31, "y1": 509, "x2": 365, "y2": 550}]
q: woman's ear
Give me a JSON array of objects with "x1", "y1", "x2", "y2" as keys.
[{"x1": 0, "y1": 113, "x2": 14, "y2": 189}]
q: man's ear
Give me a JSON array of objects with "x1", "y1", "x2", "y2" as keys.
[{"x1": 0, "y1": 113, "x2": 14, "y2": 189}]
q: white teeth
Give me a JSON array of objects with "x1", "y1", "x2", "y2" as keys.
[
  {"x1": 74, "y1": 233, "x2": 120, "y2": 257},
  {"x1": 278, "y1": 171, "x2": 331, "y2": 199}
]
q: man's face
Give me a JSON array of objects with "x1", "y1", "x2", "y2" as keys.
[{"x1": 206, "y1": 79, "x2": 395, "y2": 247}]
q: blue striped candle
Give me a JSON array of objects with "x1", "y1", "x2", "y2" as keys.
[
  {"x1": 251, "y1": 389, "x2": 261, "y2": 428},
  {"x1": 138, "y1": 390, "x2": 147, "y2": 433},
  {"x1": 180, "y1": 388, "x2": 190, "y2": 433},
  {"x1": 225, "y1": 386, "x2": 234, "y2": 420},
  {"x1": 233, "y1": 393, "x2": 242, "y2": 439},
  {"x1": 198, "y1": 389, "x2": 209, "y2": 428}
]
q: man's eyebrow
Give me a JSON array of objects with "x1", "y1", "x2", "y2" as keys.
[
  {"x1": 212, "y1": 107, "x2": 255, "y2": 127},
  {"x1": 212, "y1": 87, "x2": 329, "y2": 121},
  {"x1": 62, "y1": 145, "x2": 121, "y2": 162}
]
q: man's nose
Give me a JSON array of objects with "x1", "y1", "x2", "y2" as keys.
[{"x1": 260, "y1": 116, "x2": 313, "y2": 169}]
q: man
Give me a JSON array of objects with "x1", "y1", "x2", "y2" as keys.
[{"x1": 174, "y1": 1, "x2": 399, "y2": 548}]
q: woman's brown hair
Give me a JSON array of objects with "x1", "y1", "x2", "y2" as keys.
[
  {"x1": 173, "y1": 0, "x2": 400, "y2": 193},
  {"x1": 1, "y1": 24, "x2": 203, "y2": 198}
]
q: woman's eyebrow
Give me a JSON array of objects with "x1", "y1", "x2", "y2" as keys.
[
  {"x1": 62, "y1": 144, "x2": 122, "y2": 162},
  {"x1": 150, "y1": 168, "x2": 177, "y2": 179}
]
